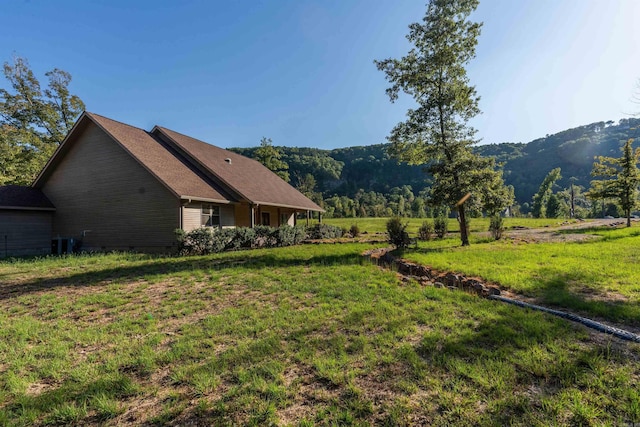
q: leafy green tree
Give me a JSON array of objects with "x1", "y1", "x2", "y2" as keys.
[
  {"x1": 558, "y1": 181, "x2": 590, "y2": 219},
  {"x1": 0, "y1": 56, "x2": 84, "y2": 185},
  {"x1": 255, "y1": 137, "x2": 289, "y2": 182},
  {"x1": 545, "y1": 193, "x2": 562, "y2": 218},
  {"x1": 531, "y1": 168, "x2": 562, "y2": 218},
  {"x1": 589, "y1": 139, "x2": 640, "y2": 226},
  {"x1": 375, "y1": 0, "x2": 512, "y2": 245},
  {"x1": 411, "y1": 196, "x2": 427, "y2": 217},
  {"x1": 294, "y1": 172, "x2": 316, "y2": 197}
]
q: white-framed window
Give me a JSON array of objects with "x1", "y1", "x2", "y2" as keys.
[{"x1": 201, "y1": 204, "x2": 221, "y2": 227}]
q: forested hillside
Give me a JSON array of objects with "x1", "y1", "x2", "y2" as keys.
[
  {"x1": 479, "y1": 118, "x2": 640, "y2": 203},
  {"x1": 231, "y1": 117, "x2": 640, "y2": 217}
]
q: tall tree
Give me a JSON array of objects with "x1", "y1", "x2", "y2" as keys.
[
  {"x1": 531, "y1": 168, "x2": 562, "y2": 218},
  {"x1": 0, "y1": 56, "x2": 85, "y2": 185},
  {"x1": 255, "y1": 137, "x2": 290, "y2": 182},
  {"x1": 294, "y1": 172, "x2": 316, "y2": 198},
  {"x1": 375, "y1": 0, "x2": 511, "y2": 245},
  {"x1": 589, "y1": 139, "x2": 640, "y2": 227}
]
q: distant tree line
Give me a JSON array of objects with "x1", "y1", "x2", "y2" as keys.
[{"x1": 234, "y1": 117, "x2": 640, "y2": 220}]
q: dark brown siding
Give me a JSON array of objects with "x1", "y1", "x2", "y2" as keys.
[
  {"x1": 41, "y1": 122, "x2": 179, "y2": 252},
  {"x1": 0, "y1": 210, "x2": 52, "y2": 257}
]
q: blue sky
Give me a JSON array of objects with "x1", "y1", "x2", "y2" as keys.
[{"x1": 3, "y1": 0, "x2": 639, "y2": 149}]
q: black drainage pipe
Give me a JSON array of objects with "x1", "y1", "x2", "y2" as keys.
[{"x1": 488, "y1": 295, "x2": 640, "y2": 343}]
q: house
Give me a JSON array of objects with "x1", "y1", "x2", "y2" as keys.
[
  {"x1": 0, "y1": 112, "x2": 323, "y2": 256},
  {"x1": 0, "y1": 185, "x2": 55, "y2": 257}
]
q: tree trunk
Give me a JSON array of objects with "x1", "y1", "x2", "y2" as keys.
[
  {"x1": 627, "y1": 209, "x2": 631, "y2": 227},
  {"x1": 458, "y1": 204, "x2": 469, "y2": 246},
  {"x1": 570, "y1": 183, "x2": 575, "y2": 219}
]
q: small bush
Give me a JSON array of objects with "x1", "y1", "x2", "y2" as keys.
[
  {"x1": 306, "y1": 223, "x2": 343, "y2": 239},
  {"x1": 176, "y1": 225, "x2": 308, "y2": 255},
  {"x1": 349, "y1": 224, "x2": 360, "y2": 238},
  {"x1": 174, "y1": 228, "x2": 186, "y2": 246},
  {"x1": 230, "y1": 227, "x2": 256, "y2": 249},
  {"x1": 275, "y1": 225, "x2": 306, "y2": 247},
  {"x1": 386, "y1": 217, "x2": 410, "y2": 249},
  {"x1": 434, "y1": 216, "x2": 448, "y2": 239},
  {"x1": 417, "y1": 221, "x2": 433, "y2": 241},
  {"x1": 177, "y1": 227, "x2": 213, "y2": 255},
  {"x1": 207, "y1": 228, "x2": 232, "y2": 251},
  {"x1": 253, "y1": 225, "x2": 276, "y2": 248},
  {"x1": 489, "y1": 215, "x2": 505, "y2": 240}
]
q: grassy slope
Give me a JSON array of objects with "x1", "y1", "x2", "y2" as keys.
[
  {"x1": 0, "y1": 245, "x2": 639, "y2": 426},
  {"x1": 402, "y1": 225, "x2": 640, "y2": 325}
]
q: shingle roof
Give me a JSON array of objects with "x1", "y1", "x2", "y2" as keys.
[
  {"x1": 86, "y1": 113, "x2": 233, "y2": 203},
  {"x1": 0, "y1": 185, "x2": 55, "y2": 210},
  {"x1": 154, "y1": 126, "x2": 324, "y2": 211},
  {"x1": 34, "y1": 112, "x2": 323, "y2": 212}
]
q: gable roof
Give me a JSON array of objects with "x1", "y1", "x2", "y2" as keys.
[
  {"x1": 0, "y1": 185, "x2": 55, "y2": 210},
  {"x1": 154, "y1": 126, "x2": 324, "y2": 211},
  {"x1": 34, "y1": 112, "x2": 324, "y2": 212},
  {"x1": 34, "y1": 113, "x2": 236, "y2": 204},
  {"x1": 86, "y1": 113, "x2": 236, "y2": 203}
]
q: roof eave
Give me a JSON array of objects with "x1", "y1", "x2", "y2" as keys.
[
  {"x1": 180, "y1": 196, "x2": 239, "y2": 205},
  {"x1": 253, "y1": 200, "x2": 325, "y2": 213},
  {"x1": 0, "y1": 206, "x2": 56, "y2": 211}
]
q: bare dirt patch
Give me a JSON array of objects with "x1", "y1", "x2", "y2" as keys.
[{"x1": 504, "y1": 218, "x2": 629, "y2": 243}]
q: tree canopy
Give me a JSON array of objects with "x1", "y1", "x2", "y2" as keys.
[
  {"x1": 531, "y1": 167, "x2": 562, "y2": 218},
  {"x1": 0, "y1": 56, "x2": 85, "y2": 185},
  {"x1": 254, "y1": 137, "x2": 290, "y2": 182},
  {"x1": 375, "y1": 0, "x2": 512, "y2": 245},
  {"x1": 589, "y1": 139, "x2": 640, "y2": 226}
]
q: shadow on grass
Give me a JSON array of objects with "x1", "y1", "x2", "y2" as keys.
[
  {"x1": 2, "y1": 373, "x2": 138, "y2": 425},
  {"x1": 412, "y1": 307, "x2": 635, "y2": 426},
  {"x1": 4, "y1": 253, "x2": 639, "y2": 425},
  {"x1": 532, "y1": 267, "x2": 640, "y2": 326},
  {"x1": 131, "y1": 291, "x2": 639, "y2": 426},
  {"x1": 0, "y1": 249, "x2": 367, "y2": 301}
]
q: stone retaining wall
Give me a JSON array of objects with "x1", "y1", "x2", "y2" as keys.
[{"x1": 364, "y1": 248, "x2": 501, "y2": 298}]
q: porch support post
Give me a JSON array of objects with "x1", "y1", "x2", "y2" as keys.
[
  {"x1": 250, "y1": 204, "x2": 255, "y2": 228},
  {"x1": 319, "y1": 213, "x2": 323, "y2": 224},
  {"x1": 306, "y1": 210, "x2": 310, "y2": 226}
]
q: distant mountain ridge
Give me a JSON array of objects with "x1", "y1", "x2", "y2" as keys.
[{"x1": 231, "y1": 117, "x2": 640, "y2": 206}]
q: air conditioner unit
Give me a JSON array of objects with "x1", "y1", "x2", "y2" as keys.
[{"x1": 52, "y1": 238, "x2": 75, "y2": 255}]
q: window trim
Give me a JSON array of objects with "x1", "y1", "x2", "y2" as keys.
[{"x1": 201, "y1": 204, "x2": 221, "y2": 228}]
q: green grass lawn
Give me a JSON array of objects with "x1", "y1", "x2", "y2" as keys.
[
  {"x1": 324, "y1": 217, "x2": 571, "y2": 235},
  {"x1": 1, "y1": 244, "x2": 639, "y2": 426},
  {"x1": 402, "y1": 225, "x2": 640, "y2": 326}
]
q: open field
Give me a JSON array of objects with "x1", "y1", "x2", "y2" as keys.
[
  {"x1": 402, "y1": 224, "x2": 640, "y2": 327},
  {"x1": 1, "y1": 242, "x2": 639, "y2": 426},
  {"x1": 324, "y1": 217, "x2": 572, "y2": 235}
]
